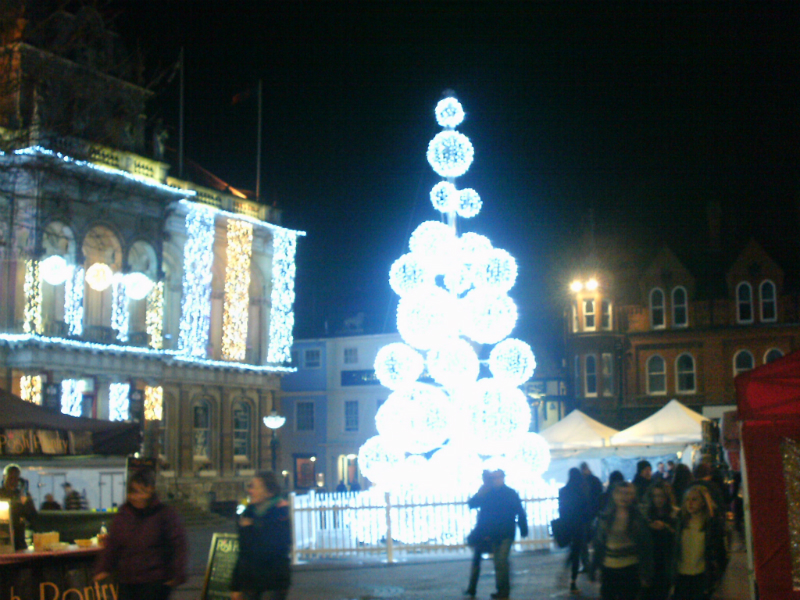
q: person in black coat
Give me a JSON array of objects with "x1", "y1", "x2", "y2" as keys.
[
  {"x1": 643, "y1": 481, "x2": 678, "y2": 600},
  {"x1": 559, "y1": 467, "x2": 592, "y2": 594},
  {"x1": 231, "y1": 472, "x2": 292, "y2": 600}
]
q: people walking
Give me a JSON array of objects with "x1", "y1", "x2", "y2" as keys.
[
  {"x1": 643, "y1": 481, "x2": 678, "y2": 600},
  {"x1": 94, "y1": 468, "x2": 188, "y2": 600},
  {"x1": 559, "y1": 467, "x2": 592, "y2": 594},
  {"x1": 599, "y1": 471, "x2": 625, "y2": 514},
  {"x1": 231, "y1": 471, "x2": 292, "y2": 600},
  {"x1": 671, "y1": 464, "x2": 694, "y2": 505},
  {"x1": 592, "y1": 481, "x2": 653, "y2": 600},
  {"x1": 464, "y1": 470, "x2": 493, "y2": 598},
  {"x1": 632, "y1": 460, "x2": 653, "y2": 502},
  {"x1": 580, "y1": 462, "x2": 603, "y2": 574},
  {"x1": 465, "y1": 469, "x2": 527, "y2": 600},
  {"x1": 0, "y1": 464, "x2": 37, "y2": 550}
]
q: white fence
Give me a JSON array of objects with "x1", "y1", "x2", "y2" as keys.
[{"x1": 288, "y1": 489, "x2": 559, "y2": 564}]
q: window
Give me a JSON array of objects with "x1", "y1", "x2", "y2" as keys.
[
  {"x1": 296, "y1": 401, "x2": 314, "y2": 431},
  {"x1": 650, "y1": 289, "x2": 665, "y2": 329},
  {"x1": 765, "y1": 348, "x2": 784, "y2": 364},
  {"x1": 232, "y1": 402, "x2": 251, "y2": 461},
  {"x1": 647, "y1": 355, "x2": 666, "y2": 395},
  {"x1": 344, "y1": 348, "x2": 358, "y2": 364},
  {"x1": 304, "y1": 349, "x2": 321, "y2": 368},
  {"x1": 345, "y1": 400, "x2": 359, "y2": 431},
  {"x1": 585, "y1": 355, "x2": 597, "y2": 396},
  {"x1": 737, "y1": 282, "x2": 753, "y2": 323},
  {"x1": 574, "y1": 355, "x2": 581, "y2": 399},
  {"x1": 601, "y1": 300, "x2": 612, "y2": 330},
  {"x1": 601, "y1": 353, "x2": 614, "y2": 397},
  {"x1": 676, "y1": 354, "x2": 696, "y2": 394},
  {"x1": 760, "y1": 280, "x2": 777, "y2": 322},
  {"x1": 734, "y1": 350, "x2": 755, "y2": 376},
  {"x1": 571, "y1": 301, "x2": 578, "y2": 333},
  {"x1": 672, "y1": 287, "x2": 688, "y2": 327},
  {"x1": 193, "y1": 402, "x2": 211, "y2": 460},
  {"x1": 584, "y1": 299, "x2": 596, "y2": 330}
]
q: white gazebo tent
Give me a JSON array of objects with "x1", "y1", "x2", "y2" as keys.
[
  {"x1": 540, "y1": 409, "x2": 619, "y2": 449},
  {"x1": 610, "y1": 399, "x2": 709, "y2": 446}
]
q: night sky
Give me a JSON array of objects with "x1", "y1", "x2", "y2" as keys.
[{"x1": 108, "y1": 1, "x2": 799, "y2": 353}]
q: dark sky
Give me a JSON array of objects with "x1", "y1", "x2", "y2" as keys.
[{"x1": 109, "y1": 1, "x2": 800, "y2": 351}]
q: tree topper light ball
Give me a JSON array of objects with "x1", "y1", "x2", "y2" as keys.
[{"x1": 361, "y1": 96, "x2": 550, "y2": 494}]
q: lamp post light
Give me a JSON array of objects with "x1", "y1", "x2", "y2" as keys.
[{"x1": 263, "y1": 410, "x2": 286, "y2": 473}]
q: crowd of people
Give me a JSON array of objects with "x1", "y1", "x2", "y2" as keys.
[{"x1": 557, "y1": 459, "x2": 732, "y2": 600}]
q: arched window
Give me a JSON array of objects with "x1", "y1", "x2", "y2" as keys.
[
  {"x1": 676, "y1": 354, "x2": 696, "y2": 394},
  {"x1": 193, "y1": 400, "x2": 212, "y2": 460},
  {"x1": 734, "y1": 350, "x2": 755, "y2": 376},
  {"x1": 647, "y1": 355, "x2": 666, "y2": 395},
  {"x1": 760, "y1": 280, "x2": 777, "y2": 322},
  {"x1": 672, "y1": 287, "x2": 688, "y2": 327},
  {"x1": 650, "y1": 289, "x2": 665, "y2": 329},
  {"x1": 232, "y1": 401, "x2": 252, "y2": 462},
  {"x1": 585, "y1": 355, "x2": 597, "y2": 396},
  {"x1": 737, "y1": 282, "x2": 753, "y2": 324},
  {"x1": 584, "y1": 299, "x2": 596, "y2": 330},
  {"x1": 82, "y1": 225, "x2": 123, "y2": 334},
  {"x1": 601, "y1": 300, "x2": 612, "y2": 330},
  {"x1": 765, "y1": 348, "x2": 784, "y2": 364}
]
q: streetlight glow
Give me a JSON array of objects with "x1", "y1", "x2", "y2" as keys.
[
  {"x1": 586, "y1": 278, "x2": 599, "y2": 291},
  {"x1": 570, "y1": 280, "x2": 583, "y2": 293},
  {"x1": 263, "y1": 411, "x2": 286, "y2": 430}
]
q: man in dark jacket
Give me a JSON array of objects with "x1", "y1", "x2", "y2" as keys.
[
  {"x1": 467, "y1": 470, "x2": 527, "y2": 600},
  {"x1": 0, "y1": 464, "x2": 37, "y2": 550},
  {"x1": 632, "y1": 460, "x2": 653, "y2": 501}
]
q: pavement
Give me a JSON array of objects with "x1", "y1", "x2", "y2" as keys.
[{"x1": 173, "y1": 523, "x2": 750, "y2": 600}]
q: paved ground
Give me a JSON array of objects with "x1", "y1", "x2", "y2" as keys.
[{"x1": 173, "y1": 524, "x2": 750, "y2": 600}]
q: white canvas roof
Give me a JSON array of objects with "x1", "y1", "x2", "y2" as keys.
[
  {"x1": 610, "y1": 399, "x2": 709, "y2": 446},
  {"x1": 539, "y1": 409, "x2": 619, "y2": 449}
]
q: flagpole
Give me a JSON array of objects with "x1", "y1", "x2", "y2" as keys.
[
  {"x1": 178, "y1": 47, "x2": 185, "y2": 179},
  {"x1": 256, "y1": 79, "x2": 263, "y2": 200}
]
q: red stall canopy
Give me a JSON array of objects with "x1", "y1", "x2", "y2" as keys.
[{"x1": 736, "y1": 350, "x2": 800, "y2": 600}]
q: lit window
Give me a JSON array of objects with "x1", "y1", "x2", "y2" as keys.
[
  {"x1": 734, "y1": 350, "x2": 755, "y2": 376},
  {"x1": 193, "y1": 402, "x2": 211, "y2": 460},
  {"x1": 760, "y1": 280, "x2": 777, "y2": 322},
  {"x1": 601, "y1": 300, "x2": 612, "y2": 330},
  {"x1": 233, "y1": 402, "x2": 251, "y2": 461},
  {"x1": 672, "y1": 287, "x2": 688, "y2": 327},
  {"x1": 345, "y1": 400, "x2": 359, "y2": 431},
  {"x1": 601, "y1": 353, "x2": 613, "y2": 397},
  {"x1": 647, "y1": 355, "x2": 666, "y2": 395},
  {"x1": 304, "y1": 349, "x2": 321, "y2": 368},
  {"x1": 585, "y1": 355, "x2": 597, "y2": 396},
  {"x1": 737, "y1": 282, "x2": 753, "y2": 324},
  {"x1": 344, "y1": 348, "x2": 358, "y2": 364},
  {"x1": 297, "y1": 401, "x2": 315, "y2": 431},
  {"x1": 584, "y1": 299, "x2": 596, "y2": 330},
  {"x1": 574, "y1": 355, "x2": 581, "y2": 399},
  {"x1": 650, "y1": 289, "x2": 665, "y2": 329},
  {"x1": 676, "y1": 354, "x2": 695, "y2": 393}
]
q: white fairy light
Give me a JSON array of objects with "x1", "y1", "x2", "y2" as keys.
[
  {"x1": 123, "y1": 272, "x2": 155, "y2": 301},
  {"x1": 457, "y1": 188, "x2": 482, "y2": 218},
  {"x1": 267, "y1": 230, "x2": 300, "y2": 364},
  {"x1": 426, "y1": 338, "x2": 480, "y2": 390},
  {"x1": 85, "y1": 263, "x2": 114, "y2": 292},
  {"x1": 434, "y1": 97, "x2": 465, "y2": 128},
  {"x1": 358, "y1": 435, "x2": 406, "y2": 485},
  {"x1": 427, "y1": 444, "x2": 484, "y2": 495},
  {"x1": 473, "y1": 248, "x2": 517, "y2": 291},
  {"x1": 489, "y1": 338, "x2": 536, "y2": 386},
  {"x1": 109, "y1": 382, "x2": 130, "y2": 421},
  {"x1": 427, "y1": 131, "x2": 474, "y2": 178},
  {"x1": 144, "y1": 385, "x2": 163, "y2": 421},
  {"x1": 61, "y1": 379, "x2": 84, "y2": 417},
  {"x1": 430, "y1": 181, "x2": 458, "y2": 213},
  {"x1": 222, "y1": 219, "x2": 253, "y2": 361},
  {"x1": 374, "y1": 343, "x2": 424, "y2": 390},
  {"x1": 503, "y1": 432, "x2": 551, "y2": 478},
  {"x1": 460, "y1": 232, "x2": 493, "y2": 257},
  {"x1": 389, "y1": 253, "x2": 432, "y2": 297},
  {"x1": 146, "y1": 281, "x2": 164, "y2": 350},
  {"x1": 443, "y1": 262, "x2": 474, "y2": 295},
  {"x1": 396, "y1": 286, "x2": 460, "y2": 350},
  {"x1": 178, "y1": 205, "x2": 216, "y2": 357},
  {"x1": 23, "y1": 259, "x2": 42, "y2": 334},
  {"x1": 461, "y1": 289, "x2": 518, "y2": 345},
  {"x1": 111, "y1": 274, "x2": 129, "y2": 342},
  {"x1": 20, "y1": 375, "x2": 42, "y2": 405},
  {"x1": 375, "y1": 384, "x2": 453, "y2": 454},
  {"x1": 64, "y1": 266, "x2": 84, "y2": 336},
  {"x1": 409, "y1": 221, "x2": 457, "y2": 260},
  {"x1": 39, "y1": 255, "x2": 69, "y2": 286}
]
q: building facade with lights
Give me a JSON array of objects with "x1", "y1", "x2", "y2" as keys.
[{"x1": 0, "y1": 10, "x2": 301, "y2": 507}]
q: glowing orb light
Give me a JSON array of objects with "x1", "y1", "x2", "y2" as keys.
[
  {"x1": 456, "y1": 378, "x2": 531, "y2": 455},
  {"x1": 435, "y1": 97, "x2": 465, "y2": 128},
  {"x1": 426, "y1": 338, "x2": 480, "y2": 390},
  {"x1": 460, "y1": 232, "x2": 493, "y2": 257},
  {"x1": 427, "y1": 131, "x2": 474, "y2": 178},
  {"x1": 427, "y1": 444, "x2": 484, "y2": 494},
  {"x1": 503, "y1": 432, "x2": 551, "y2": 478},
  {"x1": 443, "y1": 262, "x2": 474, "y2": 295},
  {"x1": 408, "y1": 221, "x2": 457, "y2": 268},
  {"x1": 489, "y1": 338, "x2": 536, "y2": 386},
  {"x1": 461, "y1": 289, "x2": 518, "y2": 344},
  {"x1": 389, "y1": 253, "x2": 432, "y2": 297},
  {"x1": 376, "y1": 384, "x2": 452, "y2": 454},
  {"x1": 374, "y1": 343, "x2": 424, "y2": 390},
  {"x1": 123, "y1": 272, "x2": 155, "y2": 301},
  {"x1": 39, "y1": 255, "x2": 69, "y2": 285},
  {"x1": 473, "y1": 248, "x2": 517, "y2": 291},
  {"x1": 85, "y1": 263, "x2": 114, "y2": 292},
  {"x1": 358, "y1": 435, "x2": 406, "y2": 485},
  {"x1": 457, "y1": 188, "x2": 482, "y2": 218},
  {"x1": 397, "y1": 286, "x2": 460, "y2": 350},
  {"x1": 430, "y1": 181, "x2": 458, "y2": 213}
]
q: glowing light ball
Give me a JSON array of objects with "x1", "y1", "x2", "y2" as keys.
[
  {"x1": 392, "y1": 455, "x2": 433, "y2": 493},
  {"x1": 460, "y1": 289, "x2": 518, "y2": 345},
  {"x1": 503, "y1": 432, "x2": 551, "y2": 478},
  {"x1": 389, "y1": 253, "x2": 432, "y2": 297},
  {"x1": 374, "y1": 343, "x2": 425, "y2": 390},
  {"x1": 375, "y1": 384, "x2": 453, "y2": 454},
  {"x1": 457, "y1": 378, "x2": 531, "y2": 455},
  {"x1": 489, "y1": 338, "x2": 536, "y2": 386},
  {"x1": 409, "y1": 221, "x2": 457, "y2": 272},
  {"x1": 85, "y1": 263, "x2": 114, "y2": 292},
  {"x1": 427, "y1": 444, "x2": 484, "y2": 494},
  {"x1": 123, "y1": 272, "x2": 155, "y2": 300},
  {"x1": 460, "y1": 232, "x2": 493, "y2": 257},
  {"x1": 397, "y1": 286, "x2": 460, "y2": 350},
  {"x1": 427, "y1": 131, "x2": 474, "y2": 178},
  {"x1": 39, "y1": 255, "x2": 69, "y2": 285},
  {"x1": 430, "y1": 181, "x2": 458, "y2": 213},
  {"x1": 358, "y1": 436, "x2": 405, "y2": 485},
  {"x1": 457, "y1": 188, "x2": 482, "y2": 218},
  {"x1": 473, "y1": 248, "x2": 517, "y2": 291},
  {"x1": 443, "y1": 262, "x2": 474, "y2": 295},
  {"x1": 435, "y1": 97, "x2": 465, "y2": 128},
  {"x1": 426, "y1": 338, "x2": 480, "y2": 390}
]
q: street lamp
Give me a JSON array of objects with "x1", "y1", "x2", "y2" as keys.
[{"x1": 263, "y1": 410, "x2": 286, "y2": 473}]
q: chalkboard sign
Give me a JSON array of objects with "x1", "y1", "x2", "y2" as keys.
[{"x1": 201, "y1": 533, "x2": 239, "y2": 600}]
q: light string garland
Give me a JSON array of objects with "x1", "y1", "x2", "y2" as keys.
[
  {"x1": 20, "y1": 375, "x2": 42, "y2": 405},
  {"x1": 221, "y1": 219, "x2": 253, "y2": 361},
  {"x1": 146, "y1": 281, "x2": 164, "y2": 349},
  {"x1": 144, "y1": 385, "x2": 163, "y2": 421},
  {"x1": 266, "y1": 230, "x2": 299, "y2": 364},
  {"x1": 178, "y1": 205, "x2": 216, "y2": 357},
  {"x1": 23, "y1": 259, "x2": 42, "y2": 334},
  {"x1": 111, "y1": 274, "x2": 129, "y2": 342},
  {"x1": 109, "y1": 382, "x2": 130, "y2": 421},
  {"x1": 60, "y1": 379, "x2": 84, "y2": 417},
  {"x1": 64, "y1": 266, "x2": 84, "y2": 336}
]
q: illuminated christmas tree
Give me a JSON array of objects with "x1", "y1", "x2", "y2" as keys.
[{"x1": 359, "y1": 95, "x2": 550, "y2": 494}]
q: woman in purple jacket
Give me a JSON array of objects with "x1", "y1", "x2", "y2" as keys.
[{"x1": 94, "y1": 468, "x2": 188, "y2": 600}]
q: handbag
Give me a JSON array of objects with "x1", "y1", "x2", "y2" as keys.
[{"x1": 551, "y1": 517, "x2": 571, "y2": 548}]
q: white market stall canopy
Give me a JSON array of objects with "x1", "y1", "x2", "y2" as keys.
[
  {"x1": 539, "y1": 409, "x2": 618, "y2": 449},
  {"x1": 610, "y1": 399, "x2": 709, "y2": 446}
]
